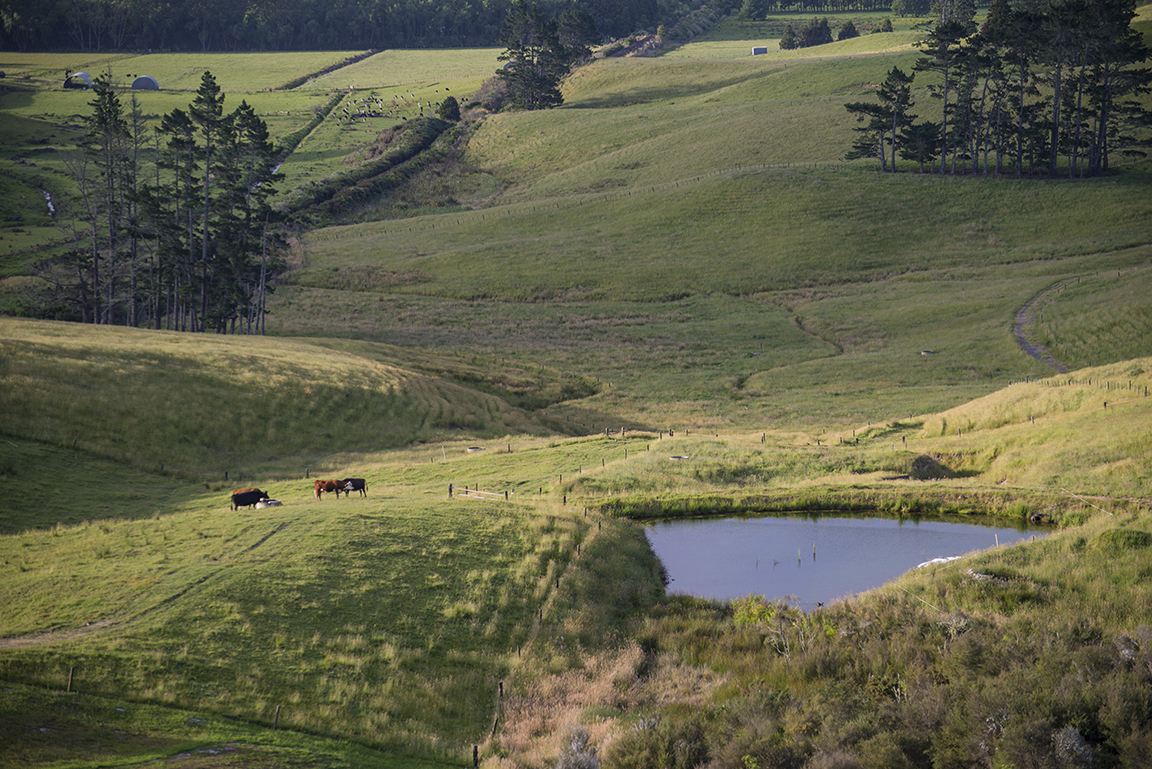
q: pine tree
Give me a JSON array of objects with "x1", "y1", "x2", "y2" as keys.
[
  {"x1": 76, "y1": 73, "x2": 129, "y2": 324},
  {"x1": 189, "y1": 70, "x2": 225, "y2": 329},
  {"x1": 496, "y1": 1, "x2": 568, "y2": 110},
  {"x1": 914, "y1": 20, "x2": 970, "y2": 173},
  {"x1": 779, "y1": 24, "x2": 797, "y2": 51}
]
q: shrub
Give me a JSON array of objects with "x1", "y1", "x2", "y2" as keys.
[
  {"x1": 604, "y1": 716, "x2": 709, "y2": 769},
  {"x1": 909, "y1": 455, "x2": 954, "y2": 480},
  {"x1": 1090, "y1": 528, "x2": 1152, "y2": 553},
  {"x1": 438, "y1": 95, "x2": 461, "y2": 122},
  {"x1": 557, "y1": 726, "x2": 600, "y2": 769}
]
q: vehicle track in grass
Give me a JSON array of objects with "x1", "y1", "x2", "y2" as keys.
[
  {"x1": 0, "y1": 522, "x2": 291, "y2": 650},
  {"x1": 1014, "y1": 280, "x2": 1072, "y2": 373}
]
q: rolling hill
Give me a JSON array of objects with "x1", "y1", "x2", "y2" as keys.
[{"x1": 2, "y1": 12, "x2": 1152, "y2": 769}]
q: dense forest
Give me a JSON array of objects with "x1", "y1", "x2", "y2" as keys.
[{"x1": 0, "y1": 0, "x2": 665, "y2": 51}]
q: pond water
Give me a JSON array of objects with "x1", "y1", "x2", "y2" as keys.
[{"x1": 644, "y1": 514, "x2": 1047, "y2": 609}]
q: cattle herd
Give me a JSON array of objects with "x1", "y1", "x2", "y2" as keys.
[{"x1": 228, "y1": 478, "x2": 367, "y2": 509}]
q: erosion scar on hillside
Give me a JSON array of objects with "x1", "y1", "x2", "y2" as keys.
[{"x1": 1015, "y1": 282, "x2": 1072, "y2": 373}]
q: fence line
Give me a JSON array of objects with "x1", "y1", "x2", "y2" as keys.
[{"x1": 449, "y1": 484, "x2": 510, "y2": 501}]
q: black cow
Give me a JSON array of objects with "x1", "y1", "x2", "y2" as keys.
[
  {"x1": 231, "y1": 489, "x2": 267, "y2": 510},
  {"x1": 342, "y1": 478, "x2": 367, "y2": 497}
]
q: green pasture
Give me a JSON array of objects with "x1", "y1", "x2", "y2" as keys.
[
  {"x1": 1034, "y1": 265, "x2": 1152, "y2": 368},
  {"x1": 277, "y1": 86, "x2": 453, "y2": 194},
  {"x1": 0, "y1": 82, "x2": 328, "y2": 132},
  {"x1": 661, "y1": 10, "x2": 925, "y2": 60},
  {"x1": 0, "y1": 53, "x2": 134, "y2": 89},
  {"x1": 663, "y1": 29, "x2": 923, "y2": 60},
  {"x1": 304, "y1": 48, "x2": 503, "y2": 91},
  {"x1": 2, "y1": 31, "x2": 1152, "y2": 768},
  {"x1": 0, "y1": 462, "x2": 595, "y2": 759},
  {"x1": 0, "y1": 51, "x2": 364, "y2": 93},
  {"x1": 293, "y1": 167, "x2": 1152, "y2": 303},
  {"x1": 1, "y1": 318, "x2": 1151, "y2": 766},
  {"x1": 270, "y1": 246, "x2": 1152, "y2": 431},
  {"x1": 100, "y1": 51, "x2": 366, "y2": 92},
  {"x1": 696, "y1": 10, "x2": 927, "y2": 41}
]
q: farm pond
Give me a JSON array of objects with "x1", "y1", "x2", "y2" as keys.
[{"x1": 643, "y1": 514, "x2": 1049, "y2": 609}]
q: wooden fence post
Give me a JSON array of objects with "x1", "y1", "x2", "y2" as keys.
[{"x1": 67, "y1": 666, "x2": 74, "y2": 693}]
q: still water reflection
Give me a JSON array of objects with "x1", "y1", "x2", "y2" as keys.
[{"x1": 644, "y1": 514, "x2": 1046, "y2": 609}]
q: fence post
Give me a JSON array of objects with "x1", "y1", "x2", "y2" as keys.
[
  {"x1": 67, "y1": 666, "x2": 74, "y2": 693},
  {"x1": 449, "y1": 483, "x2": 453, "y2": 497}
]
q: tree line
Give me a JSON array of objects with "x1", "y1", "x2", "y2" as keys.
[
  {"x1": 845, "y1": 0, "x2": 1152, "y2": 176},
  {"x1": 0, "y1": 0, "x2": 658, "y2": 52},
  {"x1": 778, "y1": 16, "x2": 886, "y2": 49},
  {"x1": 38, "y1": 71, "x2": 284, "y2": 332},
  {"x1": 739, "y1": 0, "x2": 895, "y2": 18}
]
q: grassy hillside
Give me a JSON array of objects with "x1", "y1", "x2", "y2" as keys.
[
  {"x1": 2, "y1": 13, "x2": 1152, "y2": 768},
  {"x1": 0, "y1": 318, "x2": 590, "y2": 489},
  {"x1": 1, "y1": 324, "x2": 1150, "y2": 766},
  {"x1": 283, "y1": 43, "x2": 1152, "y2": 430}
]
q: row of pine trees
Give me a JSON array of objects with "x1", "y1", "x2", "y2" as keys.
[
  {"x1": 41, "y1": 72, "x2": 284, "y2": 332},
  {"x1": 846, "y1": 0, "x2": 1151, "y2": 176}
]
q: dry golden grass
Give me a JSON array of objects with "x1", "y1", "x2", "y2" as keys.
[{"x1": 489, "y1": 644, "x2": 729, "y2": 769}]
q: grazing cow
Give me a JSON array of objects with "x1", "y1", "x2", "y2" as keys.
[
  {"x1": 255, "y1": 499, "x2": 283, "y2": 509},
  {"x1": 231, "y1": 489, "x2": 267, "y2": 510},
  {"x1": 314, "y1": 479, "x2": 344, "y2": 499},
  {"x1": 342, "y1": 478, "x2": 367, "y2": 497}
]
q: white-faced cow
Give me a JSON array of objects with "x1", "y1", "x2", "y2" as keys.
[{"x1": 342, "y1": 478, "x2": 367, "y2": 497}]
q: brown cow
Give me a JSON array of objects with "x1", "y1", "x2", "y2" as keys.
[
  {"x1": 314, "y1": 479, "x2": 344, "y2": 499},
  {"x1": 232, "y1": 487, "x2": 259, "y2": 496}
]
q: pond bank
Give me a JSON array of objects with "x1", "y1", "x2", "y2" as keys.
[{"x1": 594, "y1": 485, "x2": 1111, "y2": 526}]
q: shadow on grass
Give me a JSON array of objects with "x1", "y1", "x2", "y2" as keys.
[
  {"x1": 0, "y1": 437, "x2": 200, "y2": 534},
  {"x1": 567, "y1": 72, "x2": 769, "y2": 109}
]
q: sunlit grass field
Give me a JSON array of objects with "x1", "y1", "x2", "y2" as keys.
[{"x1": 305, "y1": 48, "x2": 503, "y2": 91}]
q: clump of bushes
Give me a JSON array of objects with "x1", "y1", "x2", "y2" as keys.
[{"x1": 909, "y1": 454, "x2": 955, "y2": 480}]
